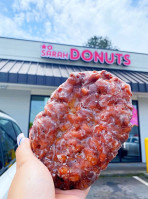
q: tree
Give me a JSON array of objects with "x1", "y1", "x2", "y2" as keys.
[{"x1": 85, "y1": 36, "x2": 118, "y2": 50}]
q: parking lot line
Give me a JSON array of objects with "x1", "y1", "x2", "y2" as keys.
[{"x1": 133, "y1": 176, "x2": 148, "y2": 187}]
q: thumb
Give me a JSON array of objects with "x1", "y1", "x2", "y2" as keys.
[{"x1": 16, "y1": 134, "x2": 34, "y2": 169}]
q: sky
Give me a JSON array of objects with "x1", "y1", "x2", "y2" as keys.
[{"x1": 0, "y1": 0, "x2": 148, "y2": 53}]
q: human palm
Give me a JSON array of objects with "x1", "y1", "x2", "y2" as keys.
[{"x1": 8, "y1": 138, "x2": 89, "y2": 199}]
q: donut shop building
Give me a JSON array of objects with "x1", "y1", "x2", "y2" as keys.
[{"x1": 0, "y1": 37, "x2": 148, "y2": 163}]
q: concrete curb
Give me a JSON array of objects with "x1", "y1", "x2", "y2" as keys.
[
  {"x1": 99, "y1": 163, "x2": 147, "y2": 177},
  {"x1": 143, "y1": 172, "x2": 148, "y2": 177},
  {"x1": 100, "y1": 172, "x2": 146, "y2": 177}
]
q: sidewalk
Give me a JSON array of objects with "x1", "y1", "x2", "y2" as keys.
[{"x1": 100, "y1": 163, "x2": 147, "y2": 176}]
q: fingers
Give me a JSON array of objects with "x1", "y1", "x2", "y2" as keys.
[
  {"x1": 16, "y1": 134, "x2": 34, "y2": 169},
  {"x1": 17, "y1": 133, "x2": 26, "y2": 146}
]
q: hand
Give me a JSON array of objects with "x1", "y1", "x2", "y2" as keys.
[{"x1": 8, "y1": 135, "x2": 90, "y2": 199}]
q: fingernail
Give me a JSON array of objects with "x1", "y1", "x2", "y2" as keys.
[{"x1": 17, "y1": 133, "x2": 25, "y2": 146}]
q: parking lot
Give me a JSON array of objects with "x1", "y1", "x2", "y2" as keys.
[{"x1": 86, "y1": 175, "x2": 148, "y2": 199}]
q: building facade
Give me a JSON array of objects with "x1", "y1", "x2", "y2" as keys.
[{"x1": 0, "y1": 37, "x2": 148, "y2": 163}]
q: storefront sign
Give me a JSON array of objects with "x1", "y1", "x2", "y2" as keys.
[
  {"x1": 131, "y1": 105, "x2": 138, "y2": 126},
  {"x1": 41, "y1": 44, "x2": 131, "y2": 66}
]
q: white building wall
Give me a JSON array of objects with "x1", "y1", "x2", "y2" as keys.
[
  {"x1": 138, "y1": 97, "x2": 148, "y2": 162},
  {"x1": 0, "y1": 89, "x2": 30, "y2": 137},
  {"x1": 0, "y1": 37, "x2": 148, "y2": 72}
]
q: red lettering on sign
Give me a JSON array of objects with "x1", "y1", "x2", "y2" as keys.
[
  {"x1": 57, "y1": 52, "x2": 62, "y2": 58},
  {"x1": 63, "y1": 52, "x2": 69, "y2": 59},
  {"x1": 105, "y1": 53, "x2": 115, "y2": 64},
  {"x1": 94, "y1": 51, "x2": 104, "y2": 63},
  {"x1": 81, "y1": 50, "x2": 93, "y2": 62},
  {"x1": 47, "y1": 45, "x2": 53, "y2": 50},
  {"x1": 41, "y1": 44, "x2": 131, "y2": 67},
  {"x1": 41, "y1": 50, "x2": 46, "y2": 56},
  {"x1": 46, "y1": 51, "x2": 52, "y2": 56},
  {"x1": 115, "y1": 53, "x2": 123, "y2": 65},
  {"x1": 70, "y1": 48, "x2": 80, "y2": 60},
  {"x1": 123, "y1": 54, "x2": 131, "y2": 66},
  {"x1": 52, "y1": 51, "x2": 57, "y2": 57},
  {"x1": 42, "y1": 45, "x2": 46, "y2": 49}
]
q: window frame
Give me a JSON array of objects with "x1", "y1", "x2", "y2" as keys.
[{"x1": 132, "y1": 100, "x2": 142, "y2": 162}]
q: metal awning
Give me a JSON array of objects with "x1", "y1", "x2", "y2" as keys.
[{"x1": 0, "y1": 59, "x2": 148, "y2": 92}]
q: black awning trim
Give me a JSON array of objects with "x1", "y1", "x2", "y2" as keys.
[{"x1": 0, "y1": 59, "x2": 148, "y2": 92}]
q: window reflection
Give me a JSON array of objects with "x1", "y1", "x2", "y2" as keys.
[
  {"x1": 29, "y1": 96, "x2": 49, "y2": 129},
  {"x1": 112, "y1": 101, "x2": 141, "y2": 162}
]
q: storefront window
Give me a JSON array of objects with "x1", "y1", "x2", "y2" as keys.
[
  {"x1": 112, "y1": 101, "x2": 141, "y2": 162},
  {"x1": 29, "y1": 97, "x2": 141, "y2": 163},
  {"x1": 29, "y1": 96, "x2": 49, "y2": 129}
]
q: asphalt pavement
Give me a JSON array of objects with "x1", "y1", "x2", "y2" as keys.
[
  {"x1": 86, "y1": 163, "x2": 148, "y2": 199},
  {"x1": 87, "y1": 175, "x2": 148, "y2": 199}
]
